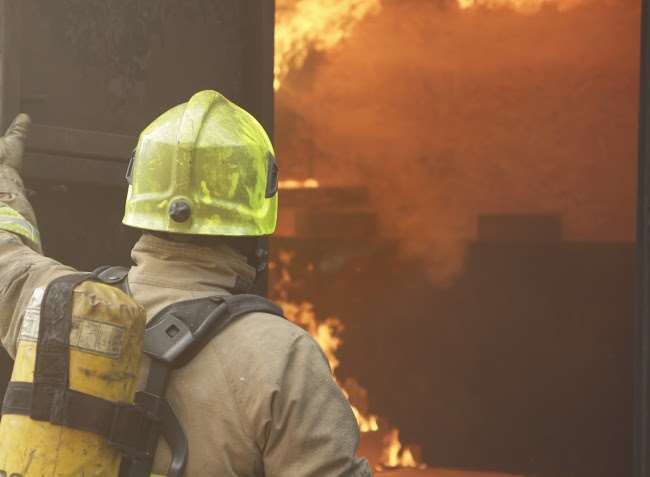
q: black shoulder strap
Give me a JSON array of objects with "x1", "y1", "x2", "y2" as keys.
[
  {"x1": 144, "y1": 293, "x2": 284, "y2": 368},
  {"x1": 224, "y1": 293, "x2": 285, "y2": 319},
  {"x1": 31, "y1": 273, "x2": 90, "y2": 421},
  {"x1": 121, "y1": 293, "x2": 285, "y2": 477},
  {"x1": 0, "y1": 346, "x2": 13, "y2": 408}
]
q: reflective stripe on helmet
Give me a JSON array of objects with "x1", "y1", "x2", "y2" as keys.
[{"x1": 0, "y1": 205, "x2": 41, "y2": 249}]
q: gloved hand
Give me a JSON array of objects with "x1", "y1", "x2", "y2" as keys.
[
  {"x1": 0, "y1": 113, "x2": 31, "y2": 170},
  {"x1": 0, "y1": 113, "x2": 40, "y2": 253}
]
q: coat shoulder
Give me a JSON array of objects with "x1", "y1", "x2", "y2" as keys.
[
  {"x1": 220, "y1": 310, "x2": 312, "y2": 352},
  {"x1": 209, "y1": 310, "x2": 327, "y2": 383}
]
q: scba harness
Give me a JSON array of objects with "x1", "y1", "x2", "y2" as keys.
[{"x1": 0, "y1": 266, "x2": 284, "y2": 477}]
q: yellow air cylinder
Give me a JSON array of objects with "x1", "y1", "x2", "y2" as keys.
[{"x1": 0, "y1": 279, "x2": 145, "y2": 477}]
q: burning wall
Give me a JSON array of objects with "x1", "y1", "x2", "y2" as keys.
[
  {"x1": 275, "y1": 0, "x2": 640, "y2": 285},
  {"x1": 273, "y1": 1, "x2": 639, "y2": 475}
]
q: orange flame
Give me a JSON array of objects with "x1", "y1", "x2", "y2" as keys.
[
  {"x1": 352, "y1": 405, "x2": 380, "y2": 433},
  {"x1": 271, "y1": 251, "x2": 379, "y2": 432},
  {"x1": 457, "y1": 0, "x2": 586, "y2": 13},
  {"x1": 271, "y1": 251, "x2": 424, "y2": 470},
  {"x1": 379, "y1": 429, "x2": 426, "y2": 470},
  {"x1": 275, "y1": 0, "x2": 382, "y2": 90}
]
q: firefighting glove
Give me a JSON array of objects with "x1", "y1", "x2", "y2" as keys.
[{"x1": 0, "y1": 113, "x2": 30, "y2": 170}]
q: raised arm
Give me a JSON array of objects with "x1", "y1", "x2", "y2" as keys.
[
  {"x1": 0, "y1": 114, "x2": 75, "y2": 358},
  {"x1": 0, "y1": 114, "x2": 41, "y2": 252}
]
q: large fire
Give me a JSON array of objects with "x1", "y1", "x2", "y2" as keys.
[
  {"x1": 270, "y1": 251, "x2": 424, "y2": 470},
  {"x1": 274, "y1": 0, "x2": 382, "y2": 90},
  {"x1": 273, "y1": 0, "x2": 638, "y2": 473},
  {"x1": 274, "y1": 0, "x2": 585, "y2": 93}
]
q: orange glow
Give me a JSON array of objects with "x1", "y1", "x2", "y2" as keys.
[
  {"x1": 275, "y1": 0, "x2": 382, "y2": 90},
  {"x1": 457, "y1": 0, "x2": 585, "y2": 13},
  {"x1": 278, "y1": 178, "x2": 320, "y2": 189}
]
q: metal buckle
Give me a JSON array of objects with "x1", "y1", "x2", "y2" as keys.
[
  {"x1": 144, "y1": 313, "x2": 194, "y2": 364},
  {"x1": 107, "y1": 401, "x2": 157, "y2": 459}
]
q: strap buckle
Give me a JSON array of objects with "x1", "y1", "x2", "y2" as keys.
[
  {"x1": 117, "y1": 390, "x2": 188, "y2": 477},
  {"x1": 144, "y1": 313, "x2": 194, "y2": 365},
  {"x1": 143, "y1": 297, "x2": 226, "y2": 367},
  {"x1": 108, "y1": 398, "x2": 159, "y2": 460}
]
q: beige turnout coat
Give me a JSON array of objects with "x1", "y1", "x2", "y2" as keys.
[{"x1": 0, "y1": 122, "x2": 372, "y2": 476}]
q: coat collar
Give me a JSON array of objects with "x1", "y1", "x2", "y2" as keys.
[{"x1": 129, "y1": 233, "x2": 256, "y2": 294}]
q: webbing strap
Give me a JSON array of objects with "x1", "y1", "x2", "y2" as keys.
[
  {"x1": 121, "y1": 294, "x2": 285, "y2": 477},
  {"x1": 143, "y1": 293, "x2": 284, "y2": 367},
  {"x1": 31, "y1": 273, "x2": 89, "y2": 422},
  {"x1": 121, "y1": 361, "x2": 183, "y2": 477},
  {"x1": 223, "y1": 294, "x2": 284, "y2": 320},
  {"x1": 2, "y1": 381, "x2": 154, "y2": 455}
]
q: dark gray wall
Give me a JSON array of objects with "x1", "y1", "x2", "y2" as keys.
[
  {"x1": 273, "y1": 233, "x2": 634, "y2": 477},
  {"x1": 14, "y1": 0, "x2": 274, "y2": 267}
]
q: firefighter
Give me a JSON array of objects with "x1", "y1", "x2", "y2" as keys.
[{"x1": 0, "y1": 91, "x2": 372, "y2": 476}]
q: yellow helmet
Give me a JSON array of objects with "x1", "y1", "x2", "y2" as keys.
[{"x1": 123, "y1": 90, "x2": 278, "y2": 236}]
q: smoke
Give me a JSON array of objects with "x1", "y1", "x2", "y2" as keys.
[{"x1": 275, "y1": 0, "x2": 640, "y2": 285}]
